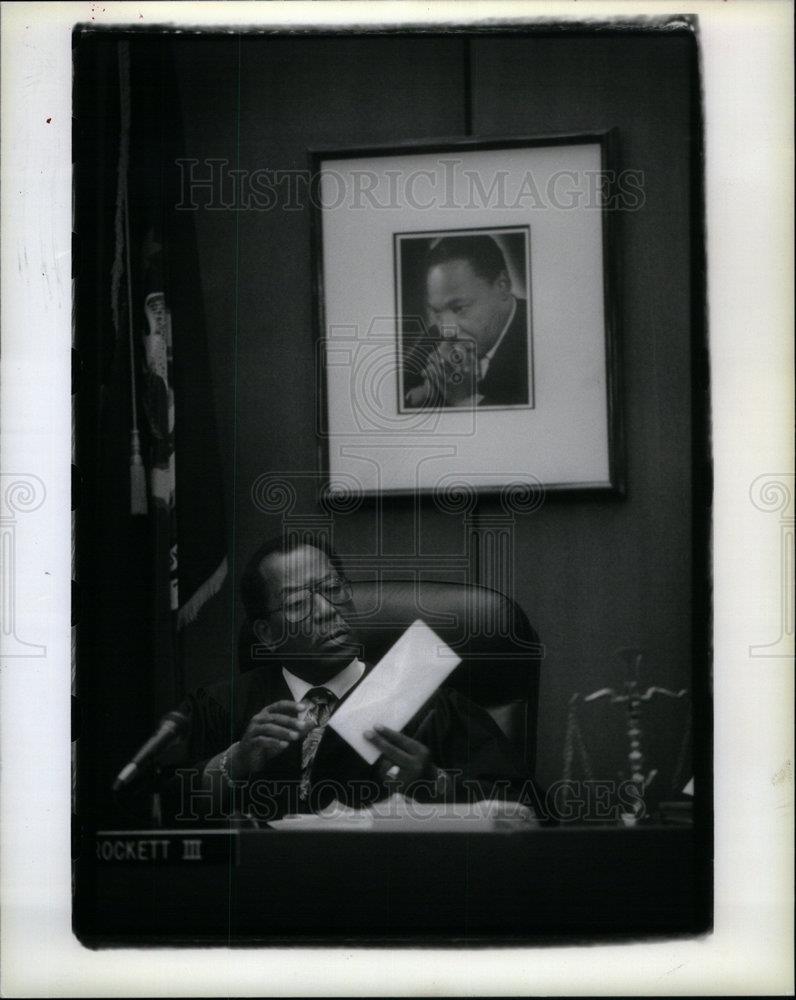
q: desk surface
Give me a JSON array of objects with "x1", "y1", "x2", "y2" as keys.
[{"x1": 76, "y1": 825, "x2": 709, "y2": 945}]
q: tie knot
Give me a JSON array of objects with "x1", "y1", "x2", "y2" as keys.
[{"x1": 306, "y1": 686, "x2": 335, "y2": 707}]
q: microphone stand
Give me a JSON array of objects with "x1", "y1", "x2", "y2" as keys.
[
  {"x1": 111, "y1": 763, "x2": 166, "y2": 829},
  {"x1": 150, "y1": 765, "x2": 163, "y2": 829}
]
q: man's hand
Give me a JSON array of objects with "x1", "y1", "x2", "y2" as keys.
[
  {"x1": 228, "y1": 699, "x2": 310, "y2": 779},
  {"x1": 435, "y1": 338, "x2": 479, "y2": 407},
  {"x1": 364, "y1": 724, "x2": 435, "y2": 788},
  {"x1": 404, "y1": 339, "x2": 479, "y2": 409},
  {"x1": 404, "y1": 351, "x2": 444, "y2": 408}
]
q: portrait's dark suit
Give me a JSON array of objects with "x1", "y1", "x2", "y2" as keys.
[
  {"x1": 170, "y1": 660, "x2": 536, "y2": 821},
  {"x1": 478, "y1": 297, "x2": 530, "y2": 407}
]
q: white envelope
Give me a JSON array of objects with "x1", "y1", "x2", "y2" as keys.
[{"x1": 328, "y1": 619, "x2": 461, "y2": 764}]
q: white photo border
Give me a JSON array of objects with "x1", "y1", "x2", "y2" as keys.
[{"x1": 0, "y1": 2, "x2": 793, "y2": 997}]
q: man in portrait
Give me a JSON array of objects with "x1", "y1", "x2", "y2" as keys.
[
  {"x1": 403, "y1": 233, "x2": 531, "y2": 409},
  {"x1": 172, "y1": 535, "x2": 539, "y2": 822}
]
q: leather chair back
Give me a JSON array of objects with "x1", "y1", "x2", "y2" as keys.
[{"x1": 348, "y1": 580, "x2": 541, "y2": 772}]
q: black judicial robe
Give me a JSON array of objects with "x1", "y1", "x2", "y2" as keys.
[{"x1": 168, "y1": 662, "x2": 537, "y2": 821}]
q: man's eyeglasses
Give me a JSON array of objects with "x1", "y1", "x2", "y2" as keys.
[{"x1": 267, "y1": 576, "x2": 353, "y2": 623}]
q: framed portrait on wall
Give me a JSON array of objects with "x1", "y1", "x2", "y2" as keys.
[{"x1": 311, "y1": 132, "x2": 624, "y2": 498}]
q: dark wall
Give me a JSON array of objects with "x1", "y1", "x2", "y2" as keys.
[{"x1": 172, "y1": 33, "x2": 697, "y2": 789}]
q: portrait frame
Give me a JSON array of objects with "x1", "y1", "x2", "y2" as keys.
[{"x1": 310, "y1": 132, "x2": 625, "y2": 500}]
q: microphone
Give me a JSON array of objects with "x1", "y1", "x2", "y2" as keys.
[{"x1": 113, "y1": 708, "x2": 190, "y2": 793}]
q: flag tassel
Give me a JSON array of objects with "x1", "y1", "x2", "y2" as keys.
[
  {"x1": 129, "y1": 428, "x2": 148, "y2": 515},
  {"x1": 123, "y1": 184, "x2": 148, "y2": 516},
  {"x1": 123, "y1": 186, "x2": 147, "y2": 517}
]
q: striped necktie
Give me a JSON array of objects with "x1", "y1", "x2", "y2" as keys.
[{"x1": 299, "y1": 687, "x2": 337, "y2": 801}]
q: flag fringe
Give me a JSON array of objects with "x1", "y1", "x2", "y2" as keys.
[
  {"x1": 130, "y1": 457, "x2": 148, "y2": 515},
  {"x1": 176, "y1": 555, "x2": 228, "y2": 630},
  {"x1": 129, "y1": 428, "x2": 148, "y2": 516}
]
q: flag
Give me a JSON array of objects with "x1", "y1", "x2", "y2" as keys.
[{"x1": 111, "y1": 36, "x2": 228, "y2": 706}]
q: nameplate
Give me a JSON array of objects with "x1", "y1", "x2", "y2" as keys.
[{"x1": 94, "y1": 830, "x2": 238, "y2": 865}]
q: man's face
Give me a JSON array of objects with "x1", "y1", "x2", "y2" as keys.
[
  {"x1": 257, "y1": 545, "x2": 359, "y2": 680},
  {"x1": 426, "y1": 258, "x2": 512, "y2": 357}
]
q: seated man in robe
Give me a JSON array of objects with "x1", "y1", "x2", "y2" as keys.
[{"x1": 173, "y1": 535, "x2": 542, "y2": 823}]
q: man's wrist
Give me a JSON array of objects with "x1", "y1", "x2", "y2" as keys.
[
  {"x1": 204, "y1": 741, "x2": 246, "y2": 785},
  {"x1": 223, "y1": 741, "x2": 246, "y2": 782}
]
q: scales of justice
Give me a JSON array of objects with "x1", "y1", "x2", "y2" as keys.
[{"x1": 562, "y1": 648, "x2": 693, "y2": 825}]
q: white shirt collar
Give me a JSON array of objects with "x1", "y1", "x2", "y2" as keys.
[
  {"x1": 281, "y1": 658, "x2": 366, "y2": 703},
  {"x1": 479, "y1": 296, "x2": 517, "y2": 380}
]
